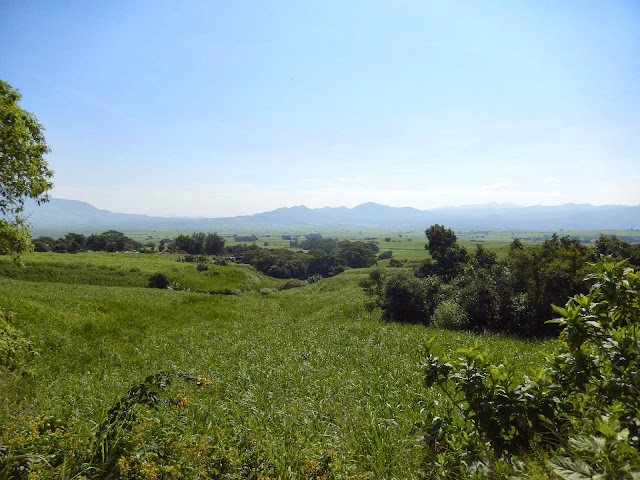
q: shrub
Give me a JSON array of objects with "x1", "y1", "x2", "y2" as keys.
[
  {"x1": 431, "y1": 299, "x2": 468, "y2": 330},
  {"x1": 278, "y1": 279, "x2": 307, "y2": 290},
  {"x1": 388, "y1": 258, "x2": 403, "y2": 268},
  {"x1": 419, "y1": 257, "x2": 640, "y2": 479},
  {"x1": 307, "y1": 274, "x2": 323, "y2": 284},
  {"x1": 147, "y1": 273, "x2": 169, "y2": 289},
  {"x1": 196, "y1": 263, "x2": 209, "y2": 273},
  {"x1": 379, "y1": 271, "x2": 442, "y2": 324},
  {"x1": 377, "y1": 250, "x2": 393, "y2": 260}
]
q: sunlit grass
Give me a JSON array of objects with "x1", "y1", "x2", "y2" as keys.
[{"x1": 0, "y1": 253, "x2": 554, "y2": 478}]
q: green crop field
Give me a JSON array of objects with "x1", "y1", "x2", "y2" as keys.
[{"x1": 0, "y1": 251, "x2": 554, "y2": 478}]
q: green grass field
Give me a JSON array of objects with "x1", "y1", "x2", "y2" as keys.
[{"x1": 2, "y1": 252, "x2": 554, "y2": 478}]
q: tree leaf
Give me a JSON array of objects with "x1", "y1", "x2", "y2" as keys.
[{"x1": 549, "y1": 456, "x2": 593, "y2": 480}]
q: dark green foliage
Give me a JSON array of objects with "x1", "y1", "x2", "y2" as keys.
[
  {"x1": 233, "y1": 234, "x2": 258, "y2": 242},
  {"x1": 86, "y1": 230, "x2": 140, "y2": 252},
  {"x1": 300, "y1": 236, "x2": 338, "y2": 254},
  {"x1": 471, "y1": 244, "x2": 497, "y2": 269},
  {"x1": 377, "y1": 250, "x2": 393, "y2": 260},
  {"x1": 34, "y1": 230, "x2": 140, "y2": 253},
  {"x1": 595, "y1": 233, "x2": 640, "y2": 265},
  {"x1": 336, "y1": 240, "x2": 377, "y2": 268},
  {"x1": 239, "y1": 248, "x2": 309, "y2": 279},
  {"x1": 425, "y1": 224, "x2": 469, "y2": 280},
  {"x1": 419, "y1": 258, "x2": 640, "y2": 479},
  {"x1": 196, "y1": 262, "x2": 208, "y2": 272},
  {"x1": 378, "y1": 270, "x2": 442, "y2": 324},
  {"x1": 370, "y1": 226, "x2": 637, "y2": 336},
  {"x1": 31, "y1": 235, "x2": 55, "y2": 252},
  {"x1": 169, "y1": 231, "x2": 225, "y2": 255},
  {"x1": 307, "y1": 253, "x2": 345, "y2": 277},
  {"x1": 278, "y1": 278, "x2": 307, "y2": 290},
  {"x1": 147, "y1": 272, "x2": 169, "y2": 289},
  {"x1": 388, "y1": 258, "x2": 403, "y2": 267}
]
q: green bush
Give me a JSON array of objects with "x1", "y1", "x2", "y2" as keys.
[
  {"x1": 147, "y1": 272, "x2": 169, "y2": 289},
  {"x1": 196, "y1": 262, "x2": 209, "y2": 273},
  {"x1": 419, "y1": 257, "x2": 640, "y2": 479},
  {"x1": 431, "y1": 299, "x2": 468, "y2": 330},
  {"x1": 379, "y1": 271, "x2": 442, "y2": 324},
  {"x1": 278, "y1": 278, "x2": 307, "y2": 290}
]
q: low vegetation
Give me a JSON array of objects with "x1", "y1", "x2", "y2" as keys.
[{"x1": 1, "y1": 225, "x2": 639, "y2": 479}]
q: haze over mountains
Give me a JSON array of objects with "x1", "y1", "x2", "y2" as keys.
[{"x1": 20, "y1": 198, "x2": 640, "y2": 232}]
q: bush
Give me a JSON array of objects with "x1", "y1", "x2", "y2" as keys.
[
  {"x1": 278, "y1": 279, "x2": 307, "y2": 290},
  {"x1": 307, "y1": 274, "x2": 323, "y2": 284},
  {"x1": 196, "y1": 263, "x2": 209, "y2": 273},
  {"x1": 419, "y1": 258, "x2": 640, "y2": 479},
  {"x1": 431, "y1": 299, "x2": 468, "y2": 330},
  {"x1": 379, "y1": 271, "x2": 442, "y2": 324},
  {"x1": 147, "y1": 273, "x2": 169, "y2": 289},
  {"x1": 377, "y1": 250, "x2": 393, "y2": 260}
]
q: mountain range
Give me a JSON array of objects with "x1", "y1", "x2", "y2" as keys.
[{"x1": 17, "y1": 198, "x2": 640, "y2": 233}]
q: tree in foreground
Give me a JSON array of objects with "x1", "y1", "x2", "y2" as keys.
[{"x1": 0, "y1": 80, "x2": 53, "y2": 257}]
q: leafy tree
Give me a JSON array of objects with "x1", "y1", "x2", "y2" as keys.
[
  {"x1": 203, "y1": 232, "x2": 225, "y2": 255},
  {"x1": 0, "y1": 80, "x2": 54, "y2": 257},
  {"x1": 471, "y1": 244, "x2": 497, "y2": 269},
  {"x1": 170, "y1": 234, "x2": 192, "y2": 253},
  {"x1": 189, "y1": 232, "x2": 206, "y2": 255},
  {"x1": 424, "y1": 225, "x2": 469, "y2": 280},
  {"x1": 307, "y1": 253, "x2": 345, "y2": 277},
  {"x1": 300, "y1": 237, "x2": 338, "y2": 254},
  {"x1": 595, "y1": 234, "x2": 640, "y2": 266},
  {"x1": 32, "y1": 236, "x2": 55, "y2": 252},
  {"x1": 336, "y1": 241, "x2": 377, "y2": 268}
]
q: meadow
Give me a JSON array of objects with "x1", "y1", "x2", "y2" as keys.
[{"x1": 2, "y1": 251, "x2": 554, "y2": 478}]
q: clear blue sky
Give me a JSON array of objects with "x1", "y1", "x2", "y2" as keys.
[{"x1": 2, "y1": 1, "x2": 639, "y2": 217}]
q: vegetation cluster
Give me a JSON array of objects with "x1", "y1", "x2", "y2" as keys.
[
  {"x1": 228, "y1": 235, "x2": 378, "y2": 280},
  {"x1": 364, "y1": 225, "x2": 640, "y2": 337},
  {"x1": 32, "y1": 230, "x2": 142, "y2": 253},
  {"x1": 419, "y1": 258, "x2": 640, "y2": 479}
]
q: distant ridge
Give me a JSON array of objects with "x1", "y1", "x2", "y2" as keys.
[{"x1": 19, "y1": 198, "x2": 640, "y2": 232}]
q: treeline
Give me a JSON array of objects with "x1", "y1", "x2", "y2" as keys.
[
  {"x1": 32, "y1": 231, "x2": 379, "y2": 280},
  {"x1": 33, "y1": 230, "x2": 141, "y2": 253},
  {"x1": 228, "y1": 236, "x2": 378, "y2": 279},
  {"x1": 365, "y1": 225, "x2": 640, "y2": 337}
]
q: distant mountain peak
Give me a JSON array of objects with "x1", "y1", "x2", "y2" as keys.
[{"x1": 20, "y1": 197, "x2": 640, "y2": 232}]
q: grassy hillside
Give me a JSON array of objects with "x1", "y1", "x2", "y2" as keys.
[{"x1": 1, "y1": 252, "x2": 552, "y2": 479}]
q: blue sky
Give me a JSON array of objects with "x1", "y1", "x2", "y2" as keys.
[{"x1": 1, "y1": 1, "x2": 639, "y2": 217}]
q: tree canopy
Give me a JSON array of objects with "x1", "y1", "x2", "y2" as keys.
[{"x1": 0, "y1": 80, "x2": 54, "y2": 256}]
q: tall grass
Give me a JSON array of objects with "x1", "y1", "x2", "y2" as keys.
[{"x1": 0, "y1": 253, "x2": 553, "y2": 478}]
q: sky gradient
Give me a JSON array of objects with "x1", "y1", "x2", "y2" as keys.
[{"x1": 2, "y1": 1, "x2": 639, "y2": 217}]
